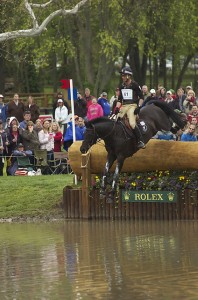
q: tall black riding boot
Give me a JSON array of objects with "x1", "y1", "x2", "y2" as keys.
[{"x1": 133, "y1": 125, "x2": 146, "y2": 149}]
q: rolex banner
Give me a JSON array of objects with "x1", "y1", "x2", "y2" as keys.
[{"x1": 122, "y1": 190, "x2": 177, "y2": 203}]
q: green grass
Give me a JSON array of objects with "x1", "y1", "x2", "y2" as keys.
[{"x1": 0, "y1": 175, "x2": 74, "y2": 219}]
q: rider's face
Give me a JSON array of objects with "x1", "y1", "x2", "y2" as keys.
[{"x1": 121, "y1": 74, "x2": 130, "y2": 83}]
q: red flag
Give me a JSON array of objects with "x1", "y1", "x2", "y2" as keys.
[{"x1": 60, "y1": 79, "x2": 70, "y2": 89}]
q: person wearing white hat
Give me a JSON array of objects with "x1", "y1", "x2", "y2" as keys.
[
  {"x1": 55, "y1": 99, "x2": 69, "y2": 135},
  {"x1": 143, "y1": 88, "x2": 159, "y2": 106}
]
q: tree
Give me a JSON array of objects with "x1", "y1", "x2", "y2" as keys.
[{"x1": 0, "y1": 0, "x2": 89, "y2": 42}]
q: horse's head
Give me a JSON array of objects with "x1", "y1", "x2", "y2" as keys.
[{"x1": 80, "y1": 125, "x2": 98, "y2": 154}]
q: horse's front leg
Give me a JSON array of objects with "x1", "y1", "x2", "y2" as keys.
[
  {"x1": 106, "y1": 158, "x2": 124, "y2": 203},
  {"x1": 100, "y1": 153, "x2": 116, "y2": 199}
]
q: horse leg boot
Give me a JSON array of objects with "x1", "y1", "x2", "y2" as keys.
[{"x1": 133, "y1": 125, "x2": 146, "y2": 149}]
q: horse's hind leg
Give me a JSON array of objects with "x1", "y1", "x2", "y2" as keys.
[{"x1": 100, "y1": 153, "x2": 116, "y2": 199}]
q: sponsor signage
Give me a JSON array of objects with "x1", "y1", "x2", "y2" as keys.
[{"x1": 122, "y1": 190, "x2": 177, "y2": 203}]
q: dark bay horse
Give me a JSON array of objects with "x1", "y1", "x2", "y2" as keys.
[{"x1": 80, "y1": 101, "x2": 186, "y2": 201}]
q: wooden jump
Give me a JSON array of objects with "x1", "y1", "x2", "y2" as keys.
[{"x1": 62, "y1": 140, "x2": 198, "y2": 220}]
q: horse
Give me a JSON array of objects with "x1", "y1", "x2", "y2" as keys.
[{"x1": 80, "y1": 101, "x2": 186, "y2": 202}]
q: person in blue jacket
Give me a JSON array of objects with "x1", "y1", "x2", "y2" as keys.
[
  {"x1": 97, "y1": 92, "x2": 111, "y2": 117},
  {"x1": 181, "y1": 125, "x2": 197, "y2": 141},
  {"x1": 0, "y1": 94, "x2": 8, "y2": 128},
  {"x1": 63, "y1": 115, "x2": 85, "y2": 151}
]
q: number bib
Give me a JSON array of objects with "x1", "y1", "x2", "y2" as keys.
[{"x1": 121, "y1": 89, "x2": 133, "y2": 100}]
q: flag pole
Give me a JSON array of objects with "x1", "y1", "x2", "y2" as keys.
[{"x1": 70, "y1": 79, "x2": 78, "y2": 185}]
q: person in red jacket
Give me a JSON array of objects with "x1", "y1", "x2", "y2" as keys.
[{"x1": 51, "y1": 122, "x2": 63, "y2": 152}]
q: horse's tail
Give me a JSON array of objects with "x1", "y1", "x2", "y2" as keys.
[{"x1": 147, "y1": 100, "x2": 187, "y2": 129}]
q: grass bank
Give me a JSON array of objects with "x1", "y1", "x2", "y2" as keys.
[{"x1": 0, "y1": 175, "x2": 74, "y2": 220}]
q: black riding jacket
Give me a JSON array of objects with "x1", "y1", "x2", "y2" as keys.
[{"x1": 118, "y1": 80, "x2": 143, "y2": 105}]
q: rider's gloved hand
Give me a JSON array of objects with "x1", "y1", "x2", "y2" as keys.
[
  {"x1": 134, "y1": 106, "x2": 141, "y2": 115},
  {"x1": 114, "y1": 107, "x2": 120, "y2": 115}
]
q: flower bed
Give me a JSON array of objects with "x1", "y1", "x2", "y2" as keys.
[{"x1": 92, "y1": 170, "x2": 198, "y2": 191}]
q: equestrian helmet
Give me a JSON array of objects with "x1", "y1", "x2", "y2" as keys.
[{"x1": 120, "y1": 66, "x2": 133, "y2": 76}]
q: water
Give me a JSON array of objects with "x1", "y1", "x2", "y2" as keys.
[{"x1": 0, "y1": 220, "x2": 198, "y2": 300}]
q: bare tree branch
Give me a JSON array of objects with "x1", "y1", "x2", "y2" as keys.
[
  {"x1": 29, "y1": 0, "x2": 53, "y2": 8},
  {"x1": 0, "y1": 0, "x2": 89, "y2": 42}
]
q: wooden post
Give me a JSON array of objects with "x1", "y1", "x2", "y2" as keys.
[{"x1": 81, "y1": 152, "x2": 91, "y2": 219}]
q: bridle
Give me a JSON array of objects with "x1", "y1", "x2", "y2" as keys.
[{"x1": 85, "y1": 121, "x2": 117, "y2": 147}]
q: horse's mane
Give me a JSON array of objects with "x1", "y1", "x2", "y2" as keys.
[{"x1": 86, "y1": 117, "x2": 113, "y2": 128}]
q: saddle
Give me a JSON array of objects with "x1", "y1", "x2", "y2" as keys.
[{"x1": 118, "y1": 115, "x2": 147, "y2": 138}]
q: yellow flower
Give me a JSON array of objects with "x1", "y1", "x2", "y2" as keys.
[
  {"x1": 179, "y1": 176, "x2": 185, "y2": 181},
  {"x1": 131, "y1": 182, "x2": 136, "y2": 186}
]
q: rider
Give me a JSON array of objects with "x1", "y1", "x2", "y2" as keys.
[{"x1": 114, "y1": 66, "x2": 146, "y2": 149}]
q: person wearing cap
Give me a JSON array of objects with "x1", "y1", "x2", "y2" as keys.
[
  {"x1": 7, "y1": 143, "x2": 32, "y2": 175},
  {"x1": 21, "y1": 120, "x2": 40, "y2": 161},
  {"x1": 53, "y1": 91, "x2": 70, "y2": 119},
  {"x1": 183, "y1": 89, "x2": 197, "y2": 114},
  {"x1": 74, "y1": 92, "x2": 87, "y2": 119},
  {"x1": 143, "y1": 88, "x2": 159, "y2": 106},
  {"x1": 109, "y1": 88, "x2": 120, "y2": 110},
  {"x1": 55, "y1": 99, "x2": 69, "y2": 135},
  {"x1": 114, "y1": 66, "x2": 145, "y2": 149},
  {"x1": 165, "y1": 91, "x2": 180, "y2": 110},
  {"x1": 97, "y1": 92, "x2": 111, "y2": 117}
]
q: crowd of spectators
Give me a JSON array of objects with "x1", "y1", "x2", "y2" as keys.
[{"x1": 0, "y1": 84, "x2": 197, "y2": 176}]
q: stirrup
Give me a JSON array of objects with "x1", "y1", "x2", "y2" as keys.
[{"x1": 137, "y1": 141, "x2": 146, "y2": 149}]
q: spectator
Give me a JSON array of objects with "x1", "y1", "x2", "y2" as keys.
[
  {"x1": 21, "y1": 120, "x2": 40, "y2": 163},
  {"x1": 190, "y1": 117, "x2": 198, "y2": 137},
  {"x1": 187, "y1": 104, "x2": 198, "y2": 123},
  {"x1": 0, "y1": 120, "x2": 6, "y2": 175},
  {"x1": 7, "y1": 93, "x2": 25, "y2": 122},
  {"x1": 142, "y1": 85, "x2": 149, "y2": 100},
  {"x1": 183, "y1": 90, "x2": 196, "y2": 114},
  {"x1": 78, "y1": 117, "x2": 86, "y2": 136},
  {"x1": 53, "y1": 91, "x2": 70, "y2": 118},
  {"x1": 181, "y1": 124, "x2": 197, "y2": 141},
  {"x1": 74, "y1": 92, "x2": 87, "y2": 119},
  {"x1": 63, "y1": 115, "x2": 84, "y2": 151},
  {"x1": 175, "y1": 88, "x2": 186, "y2": 112},
  {"x1": 158, "y1": 87, "x2": 166, "y2": 101},
  {"x1": 7, "y1": 123, "x2": 23, "y2": 156},
  {"x1": 153, "y1": 130, "x2": 176, "y2": 141},
  {"x1": 143, "y1": 89, "x2": 159, "y2": 106},
  {"x1": 25, "y1": 95, "x2": 40, "y2": 123},
  {"x1": 0, "y1": 94, "x2": 8, "y2": 128},
  {"x1": 98, "y1": 92, "x2": 111, "y2": 117},
  {"x1": 19, "y1": 111, "x2": 32, "y2": 130},
  {"x1": 54, "y1": 99, "x2": 69, "y2": 135},
  {"x1": 51, "y1": 122, "x2": 63, "y2": 152},
  {"x1": 7, "y1": 143, "x2": 32, "y2": 176},
  {"x1": 38, "y1": 119, "x2": 54, "y2": 161},
  {"x1": 109, "y1": 88, "x2": 120, "y2": 108},
  {"x1": 83, "y1": 88, "x2": 95, "y2": 109},
  {"x1": 165, "y1": 91, "x2": 180, "y2": 110},
  {"x1": 87, "y1": 98, "x2": 103, "y2": 120},
  {"x1": 34, "y1": 119, "x2": 43, "y2": 133}
]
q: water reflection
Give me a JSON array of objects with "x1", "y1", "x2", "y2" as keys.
[{"x1": 0, "y1": 221, "x2": 198, "y2": 299}]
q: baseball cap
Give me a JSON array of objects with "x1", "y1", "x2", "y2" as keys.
[
  {"x1": 150, "y1": 89, "x2": 156, "y2": 94},
  {"x1": 57, "y1": 99, "x2": 63, "y2": 103},
  {"x1": 0, "y1": 94, "x2": 3, "y2": 98}
]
